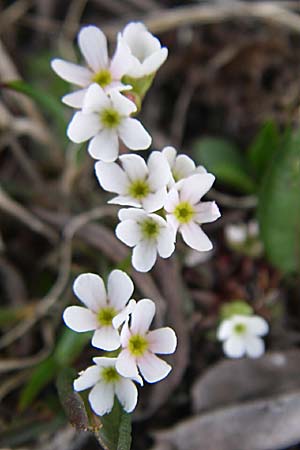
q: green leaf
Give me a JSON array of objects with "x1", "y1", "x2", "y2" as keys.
[
  {"x1": 56, "y1": 367, "x2": 89, "y2": 431},
  {"x1": 1, "y1": 79, "x2": 67, "y2": 139},
  {"x1": 193, "y1": 137, "x2": 256, "y2": 193},
  {"x1": 95, "y1": 399, "x2": 132, "y2": 450},
  {"x1": 19, "y1": 356, "x2": 57, "y2": 411},
  {"x1": 220, "y1": 301, "x2": 253, "y2": 320},
  {"x1": 247, "y1": 121, "x2": 280, "y2": 179},
  {"x1": 19, "y1": 329, "x2": 91, "y2": 410},
  {"x1": 258, "y1": 129, "x2": 300, "y2": 274}
]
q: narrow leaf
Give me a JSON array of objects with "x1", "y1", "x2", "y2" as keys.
[
  {"x1": 247, "y1": 121, "x2": 280, "y2": 179},
  {"x1": 258, "y1": 129, "x2": 300, "y2": 274},
  {"x1": 193, "y1": 137, "x2": 256, "y2": 193},
  {"x1": 56, "y1": 367, "x2": 89, "y2": 431}
]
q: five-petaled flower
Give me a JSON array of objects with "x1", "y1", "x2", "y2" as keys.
[
  {"x1": 67, "y1": 83, "x2": 151, "y2": 161},
  {"x1": 63, "y1": 271, "x2": 135, "y2": 351},
  {"x1": 164, "y1": 173, "x2": 221, "y2": 251},
  {"x1": 162, "y1": 146, "x2": 206, "y2": 188},
  {"x1": 95, "y1": 152, "x2": 171, "y2": 212},
  {"x1": 120, "y1": 22, "x2": 168, "y2": 78},
  {"x1": 217, "y1": 314, "x2": 269, "y2": 359},
  {"x1": 51, "y1": 25, "x2": 133, "y2": 108},
  {"x1": 116, "y1": 208, "x2": 175, "y2": 272},
  {"x1": 74, "y1": 357, "x2": 139, "y2": 416},
  {"x1": 116, "y1": 299, "x2": 177, "y2": 383}
]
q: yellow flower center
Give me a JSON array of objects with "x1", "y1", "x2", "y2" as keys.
[
  {"x1": 128, "y1": 179, "x2": 150, "y2": 199},
  {"x1": 92, "y1": 69, "x2": 112, "y2": 88},
  {"x1": 140, "y1": 218, "x2": 160, "y2": 240},
  {"x1": 100, "y1": 108, "x2": 121, "y2": 128},
  {"x1": 97, "y1": 306, "x2": 117, "y2": 326},
  {"x1": 173, "y1": 201, "x2": 195, "y2": 224},
  {"x1": 101, "y1": 366, "x2": 120, "y2": 383},
  {"x1": 128, "y1": 334, "x2": 148, "y2": 357},
  {"x1": 234, "y1": 323, "x2": 247, "y2": 335}
]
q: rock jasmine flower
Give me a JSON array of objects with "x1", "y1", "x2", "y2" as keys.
[
  {"x1": 162, "y1": 146, "x2": 206, "y2": 187},
  {"x1": 164, "y1": 173, "x2": 221, "y2": 251},
  {"x1": 74, "y1": 357, "x2": 139, "y2": 416},
  {"x1": 51, "y1": 25, "x2": 132, "y2": 108},
  {"x1": 63, "y1": 271, "x2": 135, "y2": 351},
  {"x1": 67, "y1": 83, "x2": 152, "y2": 161},
  {"x1": 217, "y1": 314, "x2": 269, "y2": 358},
  {"x1": 115, "y1": 299, "x2": 177, "y2": 383},
  {"x1": 116, "y1": 208, "x2": 175, "y2": 272},
  {"x1": 120, "y1": 22, "x2": 168, "y2": 78},
  {"x1": 95, "y1": 152, "x2": 171, "y2": 212}
]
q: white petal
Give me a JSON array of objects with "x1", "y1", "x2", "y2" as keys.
[
  {"x1": 73, "y1": 365, "x2": 100, "y2": 391},
  {"x1": 118, "y1": 208, "x2": 146, "y2": 221},
  {"x1": 147, "y1": 327, "x2": 177, "y2": 354},
  {"x1": 109, "y1": 196, "x2": 141, "y2": 208},
  {"x1": 116, "y1": 349, "x2": 139, "y2": 379},
  {"x1": 118, "y1": 118, "x2": 151, "y2": 150},
  {"x1": 180, "y1": 173, "x2": 215, "y2": 205},
  {"x1": 110, "y1": 35, "x2": 133, "y2": 79},
  {"x1": 105, "y1": 81, "x2": 132, "y2": 93},
  {"x1": 93, "y1": 356, "x2": 118, "y2": 367},
  {"x1": 89, "y1": 382, "x2": 114, "y2": 416},
  {"x1": 110, "y1": 90, "x2": 137, "y2": 117},
  {"x1": 156, "y1": 226, "x2": 175, "y2": 258},
  {"x1": 82, "y1": 83, "x2": 110, "y2": 113},
  {"x1": 113, "y1": 299, "x2": 136, "y2": 329},
  {"x1": 88, "y1": 130, "x2": 119, "y2": 162},
  {"x1": 142, "y1": 187, "x2": 167, "y2": 213},
  {"x1": 62, "y1": 88, "x2": 88, "y2": 108},
  {"x1": 141, "y1": 48, "x2": 168, "y2": 75},
  {"x1": 248, "y1": 316, "x2": 269, "y2": 336},
  {"x1": 63, "y1": 306, "x2": 98, "y2": 332},
  {"x1": 166, "y1": 214, "x2": 180, "y2": 234},
  {"x1": 131, "y1": 298, "x2": 155, "y2": 334},
  {"x1": 51, "y1": 59, "x2": 92, "y2": 86},
  {"x1": 195, "y1": 201, "x2": 221, "y2": 224},
  {"x1": 245, "y1": 336, "x2": 265, "y2": 358},
  {"x1": 217, "y1": 319, "x2": 234, "y2": 341},
  {"x1": 174, "y1": 154, "x2": 196, "y2": 179},
  {"x1": 132, "y1": 241, "x2": 157, "y2": 272},
  {"x1": 107, "y1": 270, "x2": 134, "y2": 310},
  {"x1": 67, "y1": 112, "x2": 100, "y2": 143},
  {"x1": 147, "y1": 151, "x2": 171, "y2": 190},
  {"x1": 164, "y1": 188, "x2": 180, "y2": 213},
  {"x1": 95, "y1": 161, "x2": 128, "y2": 194},
  {"x1": 115, "y1": 378, "x2": 138, "y2": 413},
  {"x1": 119, "y1": 319, "x2": 131, "y2": 347},
  {"x1": 73, "y1": 273, "x2": 106, "y2": 311},
  {"x1": 116, "y1": 220, "x2": 141, "y2": 247},
  {"x1": 181, "y1": 222, "x2": 213, "y2": 251},
  {"x1": 119, "y1": 154, "x2": 148, "y2": 181},
  {"x1": 223, "y1": 336, "x2": 246, "y2": 358},
  {"x1": 162, "y1": 146, "x2": 177, "y2": 166},
  {"x1": 78, "y1": 26, "x2": 108, "y2": 72},
  {"x1": 92, "y1": 326, "x2": 120, "y2": 351},
  {"x1": 138, "y1": 352, "x2": 171, "y2": 383}
]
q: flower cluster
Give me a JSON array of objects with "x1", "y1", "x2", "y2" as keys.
[
  {"x1": 52, "y1": 23, "x2": 221, "y2": 273},
  {"x1": 63, "y1": 270, "x2": 177, "y2": 415}
]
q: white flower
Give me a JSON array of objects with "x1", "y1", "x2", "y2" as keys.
[
  {"x1": 67, "y1": 83, "x2": 152, "y2": 161},
  {"x1": 164, "y1": 173, "x2": 221, "y2": 251},
  {"x1": 95, "y1": 152, "x2": 171, "y2": 212},
  {"x1": 120, "y1": 22, "x2": 168, "y2": 78},
  {"x1": 63, "y1": 270, "x2": 135, "y2": 351},
  {"x1": 217, "y1": 314, "x2": 269, "y2": 358},
  {"x1": 51, "y1": 25, "x2": 133, "y2": 108},
  {"x1": 74, "y1": 357, "x2": 139, "y2": 416},
  {"x1": 162, "y1": 146, "x2": 206, "y2": 187},
  {"x1": 116, "y1": 208, "x2": 175, "y2": 272},
  {"x1": 225, "y1": 223, "x2": 248, "y2": 245},
  {"x1": 115, "y1": 299, "x2": 177, "y2": 383}
]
